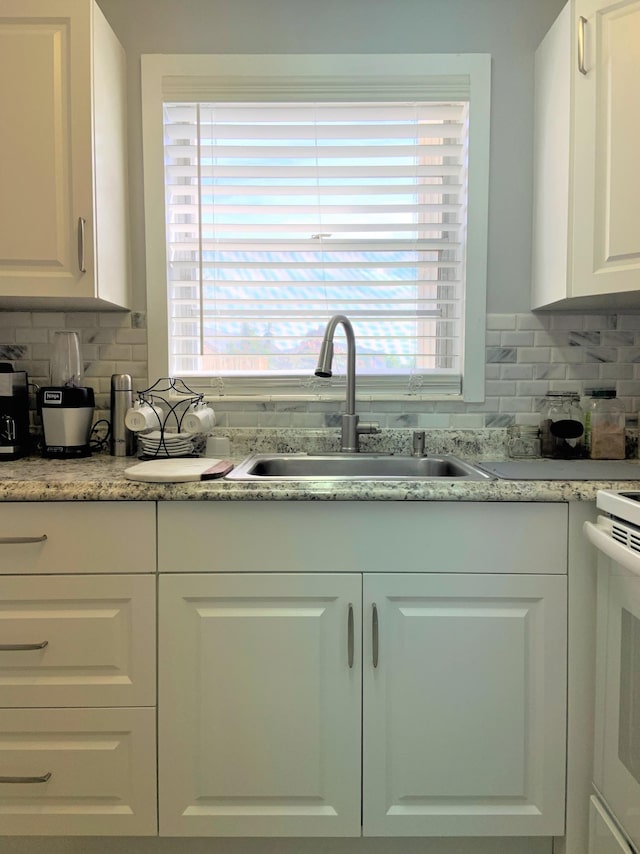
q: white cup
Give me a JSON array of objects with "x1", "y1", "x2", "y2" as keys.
[
  {"x1": 125, "y1": 402, "x2": 161, "y2": 432},
  {"x1": 205, "y1": 436, "x2": 231, "y2": 458},
  {"x1": 182, "y1": 404, "x2": 216, "y2": 434}
]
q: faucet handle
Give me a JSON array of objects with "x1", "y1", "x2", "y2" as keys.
[
  {"x1": 358, "y1": 421, "x2": 381, "y2": 437},
  {"x1": 412, "y1": 430, "x2": 426, "y2": 456}
]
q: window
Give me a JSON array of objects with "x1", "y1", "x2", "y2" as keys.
[{"x1": 142, "y1": 54, "x2": 490, "y2": 401}]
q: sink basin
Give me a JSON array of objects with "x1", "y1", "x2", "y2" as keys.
[{"x1": 226, "y1": 453, "x2": 492, "y2": 481}]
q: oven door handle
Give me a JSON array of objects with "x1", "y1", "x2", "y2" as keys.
[{"x1": 584, "y1": 520, "x2": 640, "y2": 577}]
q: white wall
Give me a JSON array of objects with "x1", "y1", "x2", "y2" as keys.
[{"x1": 96, "y1": 0, "x2": 567, "y2": 315}]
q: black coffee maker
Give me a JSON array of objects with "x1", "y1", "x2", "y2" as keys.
[{"x1": 0, "y1": 363, "x2": 30, "y2": 460}]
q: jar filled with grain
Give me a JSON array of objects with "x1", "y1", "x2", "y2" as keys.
[{"x1": 585, "y1": 389, "x2": 626, "y2": 459}]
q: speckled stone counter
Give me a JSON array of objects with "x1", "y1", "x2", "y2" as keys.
[{"x1": 1, "y1": 445, "x2": 639, "y2": 502}]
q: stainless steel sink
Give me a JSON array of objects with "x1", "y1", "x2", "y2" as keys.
[{"x1": 226, "y1": 453, "x2": 492, "y2": 481}]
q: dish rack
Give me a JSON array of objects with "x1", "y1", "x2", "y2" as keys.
[{"x1": 130, "y1": 378, "x2": 208, "y2": 460}]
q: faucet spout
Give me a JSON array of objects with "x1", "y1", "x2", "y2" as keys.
[
  {"x1": 315, "y1": 314, "x2": 356, "y2": 417},
  {"x1": 314, "y1": 314, "x2": 378, "y2": 452}
]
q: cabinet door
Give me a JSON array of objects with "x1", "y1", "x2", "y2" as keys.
[
  {"x1": 159, "y1": 573, "x2": 362, "y2": 837},
  {"x1": 0, "y1": 0, "x2": 94, "y2": 298},
  {"x1": 572, "y1": 0, "x2": 640, "y2": 298},
  {"x1": 362, "y1": 573, "x2": 567, "y2": 837}
]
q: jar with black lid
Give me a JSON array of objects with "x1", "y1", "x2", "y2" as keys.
[{"x1": 539, "y1": 391, "x2": 585, "y2": 459}]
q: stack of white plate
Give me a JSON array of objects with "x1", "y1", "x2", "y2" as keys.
[{"x1": 137, "y1": 431, "x2": 195, "y2": 458}]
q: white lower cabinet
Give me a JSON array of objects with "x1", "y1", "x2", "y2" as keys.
[{"x1": 159, "y1": 570, "x2": 567, "y2": 838}]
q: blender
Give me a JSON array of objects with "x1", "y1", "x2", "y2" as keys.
[{"x1": 37, "y1": 332, "x2": 95, "y2": 458}]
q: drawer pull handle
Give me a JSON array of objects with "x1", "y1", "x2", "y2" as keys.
[
  {"x1": 78, "y1": 217, "x2": 86, "y2": 273},
  {"x1": 0, "y1": 771, "x2": 52, "y2": 784},
  {"x1": 372, "y1": 603, "x2": 379, "y2": 668},
  {"x1": 0, "y1": 641, "x2": 48, "y2": 651},
  {"x1": 347, "y1": 603, "x2": 354, "y2": 669},
  {"x1": 0, "y1": 535, "x2": 47, "y2": 544},
  {"x1": 578, "y1": 16, "x2": 588, "y2": 75}
]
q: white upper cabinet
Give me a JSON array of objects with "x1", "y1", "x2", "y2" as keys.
[
  {"x1": 0, "y1": 0, "x2": 130, "y2": 309},
  {"x1": 532, "y1": 0, "x2": 640, "y2": 309}
]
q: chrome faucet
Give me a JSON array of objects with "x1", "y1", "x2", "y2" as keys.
[{"x1": 314, "y1": 314, "x2": 380, "y2": 452}]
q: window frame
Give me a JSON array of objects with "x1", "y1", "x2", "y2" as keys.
[{"x1": 141, "y1": 53, "x2": 491, "y2": 402}]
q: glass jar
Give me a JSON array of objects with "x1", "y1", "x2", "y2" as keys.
[
  {"x1": 507, "y1": 425, "x2": 541, "y2": 459},
  {"x1": 584, "y1": 389, "x2": 626, "y2": 459},
  {"x1": 539, "y1": 391, "x2": 585, "y2": 459}
]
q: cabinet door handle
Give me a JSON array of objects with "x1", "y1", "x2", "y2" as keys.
[
  {"x1": 78, "y1": 217, "x2": 87, "y2": 273},
  {"x1": 347, "y1": 603, "x2": 354, "y2": 668},
  {"x1": 0, "y1": 641, "x2": 48, "y2": 651},
  {"x1": 578, "y1": 16, "x2": 588, "y2": 75},
  {"x1": 0, "y1": 772, "x2": 51, "y2": 784},
  {"x1": 372, "y1": 603, "x2": 379, "y2": 668},
  {"x1": 0, "y1": 535, "x2": 47, "y2": 544}
]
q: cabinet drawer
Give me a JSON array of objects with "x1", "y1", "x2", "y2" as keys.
[
  {"x1": 0, "y1": 575, "x2": 155, "y2": 707},
  {"x1": 0, "y1": 502, "x2": 156, "y2": 574},
  {"x1": 0, "y1": 707, "x2": 157, "y2": 836},
  {"x1": 158, "y1": 501, "x2": 568, "y2": 575}
]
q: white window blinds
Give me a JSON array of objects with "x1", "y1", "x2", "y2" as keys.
[{"x1": 163, "y1": 99, "x2": 469, "y2": 393}]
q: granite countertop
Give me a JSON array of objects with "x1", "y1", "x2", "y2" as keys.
[
  {"x1": 1, "y1": 450, "x2": 640, "y2": 502},
  {"x1": 1, "y1": 428, "x2": 637, "y2": 502}
]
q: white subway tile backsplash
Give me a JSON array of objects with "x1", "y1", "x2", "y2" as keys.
[
  {"x1": 518, "y1": 346, "x2": 551, "y2": 363},
  {"x1": 601, "y1": 331, "x2": 636, "y2": 347},
  {"x1": 98, "y1": 312, "x2": 132, "y2": 328},
  {"x1": 1, "y1": 308, "x2": 640, "y2": 430},
  {"x1": 501, "y1": 365, "x2": 534, "y2": 380},
  {"x1": 501, "y1": 331, "x2": 535, "y2": 347},
  {"x1": 516, "y1": 313, "x2": 548, "y2": 330},
  {"x1": 602, "y1": 364, "x2": 633, "y2": 379},
  {"x1": 551, "y1": 347, "x2": 584, "y2": 364},
  {"x1": 99, "y1": 344, "x2": 132, "y2": 360},
  {"x1": 486, "y1": 380, "x2": 516, "y2": 397},
  {"x1": 32, "y1": 313, "x2": 66, "y2": 327},
  {"x1": 15, "y1": 327, "x2": 49, "y2": 344},
  {"x1": 499, "y1": 396, "x2": 532, "y2": 412},
  {"x1": 450, "y1": 414, "x2": 485, "y2": 428},
  {"x1": 533, "y1": 364, "x2": 565, "y2": 379},
  {"x1": 516, "y1": 381, "x2": 549, "y2": 397},
  {"x1": 618, "y1": 347, "x2": 640, "y2": 363},
  {"x1": 534, "y1": 330, "x2": 567, "y2": 346},
  {"x1": 617, "y1": 381, "x2": 640, "y2": 398},
  {"x1": 67, "y1": 312, "x2": 98, "y2": 328},
  {"x1": 486, "y1": 314, "x2": 517, "y2": 330},
  {"x1": 115, "y1": 328, "x2": 147, "y2": 345},
  {"x1": 618, "y1": 315, "x2": 640, "y2": 330},
  {"x1": 566, "y1": 364, "x2": 601, "y2": 380},
  {"x1": 584, "y1": 315, "x2": 617, "y2": 330},
  {"x1": 550, "y1": 315, "x2": 585, "y2": 330}
]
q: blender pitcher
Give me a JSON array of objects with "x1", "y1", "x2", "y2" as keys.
[{"x1": 51, "y1": 331, "x2": 82, "y2": 387}]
